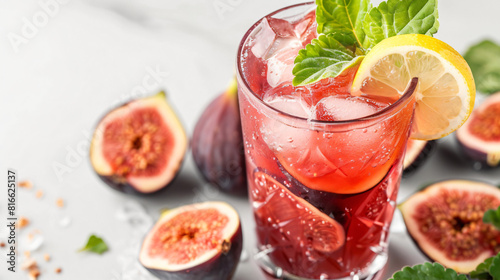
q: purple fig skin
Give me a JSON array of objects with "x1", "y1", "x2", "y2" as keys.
[
  {"x1": 192, "y1": 79, "x2": 247, "y2": 196},
  {"x1": 456, "y1": 139, "x2": 490, "y2": 167},
  {"x1": 143, "y1": 223, "x2": 243, "y2": 280}
]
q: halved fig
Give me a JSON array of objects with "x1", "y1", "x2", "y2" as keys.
[
  {"x1": 90, "y1": 91, "x2": 187, "y2": 194},
  {"x1": 456, "y1": 92, "x2": 500, "y2": 168},
  {"x1": 403, "y1": 139, "x2": 437, "y2": 176},
  {"x1": 192, "y1": 79, "x2": 247, "y2": 195},
  {"x1": 399, "y1": 180, "x2": 500, "y2": 273},
  {"x1": 139, "y1": 201, "x2": 242, "y2": 280}
]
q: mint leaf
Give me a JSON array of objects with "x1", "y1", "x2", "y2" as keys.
[
  {"x1": 292, "y1": 34, "x2": 364, "y2": 86},
  {"x1": 316, "y1": 0, "x2": 371, "y2": 50},
  {"x1": 389, "y1": 263, "x2": 467, "y2": 280},
  {"x1": 471, "y1": 256, "x2": 495, "y2": 279},
  {"x1": 483, "y1": 206, "x2": 500, "y2": 230},
  {"x1": 363, "y1": 0, "x2": 439, "y2": 48},
  {"x1": 463, "y1": 40, "x2": 500, "y2": 94},
  {"x1": 491, "y1": 255, "x2": 500, "y2": 280},
  {"x1": 79, "y1": 234, "x2": 109, "y2": 254}
]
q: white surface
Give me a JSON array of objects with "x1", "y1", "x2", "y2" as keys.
[{"x1": 1, "y1": 0, "x2": 500, "y2": 279}]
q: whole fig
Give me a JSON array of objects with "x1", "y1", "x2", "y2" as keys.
[{"x1": 192, "y1": 79, "x2": 247, "y2": 196}]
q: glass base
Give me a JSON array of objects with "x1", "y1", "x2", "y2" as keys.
[{"x1": 255, "y1": 247, "x2": 388, "y2": 280}]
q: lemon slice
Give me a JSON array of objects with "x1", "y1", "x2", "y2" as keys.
[{"x1": 351, "y1": 34, "x2": 475, "y2": 140}]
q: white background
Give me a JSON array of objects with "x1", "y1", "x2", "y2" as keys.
[{"x1": 1, "y1": 0, "x2": 500, "y2": 279}]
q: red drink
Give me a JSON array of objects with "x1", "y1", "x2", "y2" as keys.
[{"x1": 237, "y1": 3, "x2": 417, "y2": 279}]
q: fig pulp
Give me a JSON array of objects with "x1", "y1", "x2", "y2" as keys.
[
  {"x1": 90, "y1": 91, "x2": 188, "y2": 194},
  {"x1": 456, "y1": 92, "x2": 500, "y2": 168},
  {"x1": 399, "y1": 180, "x2": 500, "y2": 273},
  {"x1": 192, "y1": 79, "x2": 247, "y2": 195},
  {"x1": 402, "y1": 139, "x2": 437, "y2": 176},
  {"x1": 139, "y1": 201, "x2": 242, "y2": 280}
]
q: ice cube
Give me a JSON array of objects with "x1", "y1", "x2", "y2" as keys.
[
  {"x1": 249, "y1": 16, "x2": 302, "y2": 88},
  {"x1": 261, "y1": 87, "x2": 315, "y2": 171},
  {"x1": 293, "y1": 9, "x2": 318, "y2": 46},
  {"x1": 267, "y1": 17, "x2": 297, "y2": 38},
  {"x1": 262, "y1": 83, "x2": 311, "y2": 118},
  {"x1": 265, "y1": 38, "x2": 302, "y2": 88},
  {"x1": 313, "y1": 95, "x2": 387, "y2": 121},
  {"x1": 251, "y1": 17, "x2": 298, "y2": 59}
]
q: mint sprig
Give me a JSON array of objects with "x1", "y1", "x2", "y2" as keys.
[
  {"x1": 483, "y1": 206, "x2": 500, "y2": 230},
  {"x1": 389, "y1": 263, "x2": 467, "y2": 280},
  {"x1": 292, "y1": 0, "x2": 439, "y2": 86}
]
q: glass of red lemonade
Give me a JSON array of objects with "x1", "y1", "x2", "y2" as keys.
[{"x1": 236, "y1": 2, "x2": 418, "y2": 279}]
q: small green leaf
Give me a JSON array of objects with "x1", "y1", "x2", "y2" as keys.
[
  {"x1": 316, "y1": 0, "x2": 371, "y2": 51},
  {"x1": 79, "y1": 234, "x2": 109, "y2": 254},
  {"x1": 292, "y1": 34, "x2": 364, "y2": 86},
  {"x1": 483, "y1": 206, "x2": 500, "y2": 230},
  {"x1": 363, "y1": 0, "x2": 439, "y2": 48},
  {"x1": 463, "y1": 40, "x2": 500, "y2": 94},
  {"x1": 471, "y1": 256, "x2": 495, "y2": 279},
  {"x1": 491, "y1": 254, "x2": 500, "y2": 280},
  {"x1": 389, "y1": 263, "x2": 467, "y2": 280}
]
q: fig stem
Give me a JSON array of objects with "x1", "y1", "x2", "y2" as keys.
[{"x1": 226, "y1": 77, "x2": 238, "y2": 97}]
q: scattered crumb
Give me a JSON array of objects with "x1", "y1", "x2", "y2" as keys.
[
  {"x1": 29, "y1": 268, "x2": 40, "y2": 280},
  {"x1": 18, "y1": 217, "x2": 29, "y2": 229},
  {"x1": 55, "y1": 267, "x2": 62, "y2": 274},
  {"x1": 21, "y1": 257, "x2": 36, "y2": 270},
  {"x1": 43, "y1": 254, "x2": 50, "y2": 262},
  {"x1": 35, "y1": 190, "x2": 44, "y2": 199},
  {"x1": 24, "y1": 251, "x2": 31, "y2": 258},
  {"x1": 56, "y1": 198, "x2": 64, "y2": 208},
  {"x1": 0, "y1": 242, "x2": 5, "y2": 248},
  {"x1": 19, "y1": 181, "x2": 33, "y2": 189},
  {"x1": 28, "y1": 233, "x2": 34, "y2": 241},
  {"x1": 22, "y1": 257, "x2": 41, "y2": 279}
]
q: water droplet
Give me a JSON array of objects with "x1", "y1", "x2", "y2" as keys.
[{"x1": 58, "y1": 215, "x2": 72, "y2": 228}]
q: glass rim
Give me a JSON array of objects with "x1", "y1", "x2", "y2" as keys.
[{"x1": 236, "y1": 1, "x2": 417, "y2": 126}]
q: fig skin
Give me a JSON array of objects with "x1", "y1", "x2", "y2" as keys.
[
  {"x1": 399, "y1": 180, "x2": 500, "y2": 273},
  {"x1": 192, "y1": 79, "x2": 247, "y2": 196},
  {"x1": 89, "y1": 91, "x2": 188, "y2": 195},
  {"x1": 402, "y1": 139, "x2": 438, "y2": 177},
  {"x1": 139, "y1": 202, "x2": 243, "y2": 280},
  {"x1": 456, "y1": 92, "x2": 500, "y2": 169}
]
